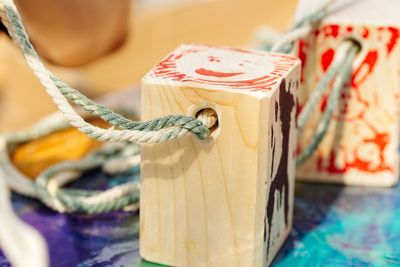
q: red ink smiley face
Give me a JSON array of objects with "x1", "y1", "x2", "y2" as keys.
[
  {"x1": 194, "y1": 56, "x2": 254, "y2": 78},
  {"x1": 153, "y1": 44, "x2": 298, "y2": 91}
]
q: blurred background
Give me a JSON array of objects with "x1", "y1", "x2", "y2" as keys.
[{"x1": 0, "y1": 0, "x2": 296, "y2": 131}]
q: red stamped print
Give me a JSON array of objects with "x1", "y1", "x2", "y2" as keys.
[
  {"x1": 152, "y1": 44, "x2": 299, "y2": 92},
  {"x1": 298, "y1": 23, "x2": 400, "y2": 178}
]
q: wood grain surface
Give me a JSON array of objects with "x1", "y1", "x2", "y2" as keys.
[{"x1": 140, "y1": 44, "x2": 300, "y2": 266}]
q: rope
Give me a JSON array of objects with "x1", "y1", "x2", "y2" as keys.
[
  {"x1": 0, "y1": 0, "x2": 356, "y2": 265},
  {"x1": 0, "y1": 0, "x2": 211, "y2": 143},
  {"x1": 296, "y1": 41, "x2": 359, "y2": 165},
  {"x1": 0, "y1": 108, "x2": 217, "y2": 214},
  {"x1": 297, "y1": 43, "x2": 353, "y2": 133},
  {"x1": 34, "y1": 142, "x2": 141, "y2": 214},
  {"x1": 2, "y1": 131, "x2": 142, "y2": 214},
  {"x1": 0, "y1": 0, "x2": 351, "y2": 166},
  {"x1": 271, "y1": 0, "x2": 337, "y2": 53},
  {"x1": 258, "y1": 0, "x2": 359, "y2": 166},
  {"x1": 0, "y1": 0, "x2": 351, "y2": 213},
  {"x1": 0, "y1": 176, "x2": 49, "y2": 267}
]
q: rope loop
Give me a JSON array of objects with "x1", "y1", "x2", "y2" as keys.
[
  {"x1": 0, "y1": 1, "x2": 213, "y2": 143},
  {"x1": 296, "y1": 40, "x2": 360, "y2": 165},
  {"x1": 0, "y1": 108, "x2": 217, "y2": 214},
  {"x1": 33, "y1": 142, "x2": 141, "y2": 214}
]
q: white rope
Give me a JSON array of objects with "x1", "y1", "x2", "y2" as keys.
[
  {"x1": 76, "y1": 182, "x2": 140, "y2": 207},
  {"x1": 0, "y1": 175, "x2": 49, "y2": 267},
  {"x1": 0, "y1": 0, "x2": 206, "y2": 144},
  {"x1": 270, "y1": 24, "x2": 312, "y2": 52},
  {"x1": 0, "y1": 137, "x2": 37, "y2": 197},
  {"x1": 103, "y1": 154, "x2": 141, "y2": 174},
  {"x1": 43, "y1": 171, "x2": 80, "y2": 213},
  {"x1": 0, "y1": 0, "x2": 346, "y2": 266},
  {"x1": 271, "y1": 0, "x2": 337, "y2": 53}
]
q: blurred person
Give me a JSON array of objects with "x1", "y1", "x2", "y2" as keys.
[
  {"x1": 0, "y1": 0, "x2": 132, "y2": 131},
  {"x1": 1, "y1": 0, "x2": 131, "y2": 66}
]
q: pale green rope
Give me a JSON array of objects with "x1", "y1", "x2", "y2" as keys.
[
  {"x1": 296, "y1": 42, "x2": 359, "y2": 165},
  {"x1": 0, "y1": 1, "x2": 358, "y2": 266},
  {"x1": 52, "y1": 75, "x2": 209, "y2": 136},
  {"x1": 0, "y1": 2, "x2": 210, "y2": 143},
  {"x1": 0, "y1": 106, "x2": 216, "y2": 214},
  {"x1": 297, "y1": 47, "x2": 351, "y2": 133},
  {"x1": 0, "y1": 174, "x2": 49, "y2": 267},
  {"x1": 0, "y1": 109, "x2": 142, "y2": 214},
  {"x1": 260, "y1": 0, "x2": 359, "y2": 166},
  {"x1": 35, "y1": 142, "x2": 140, "y2": 214},
  {"x1": 271, "y1": 0, "x2": 336, "y2": 53},
  {"x1": 0, "y1": 0, "x2": 354, "y2": 214}
]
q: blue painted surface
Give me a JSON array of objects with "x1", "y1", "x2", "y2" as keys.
[
  {"x1": 1, "y1": 171, "x2": 400, "y2": 266},
  {"x1": 273, "y1": 182, "x2": 400, "y2": 267}
]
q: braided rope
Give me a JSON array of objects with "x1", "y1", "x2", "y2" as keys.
[
  {"x1": 271, "y1": 0, "x2": 337, "y2": 53},
  {"x1": 0, "y1": 176, "x2": 48, "y2": 267},
  {"x1": 0, "y1": 0, "x2": 355, "y2": 209},
  {"x1": 271, "y1": 24, "x2": 312, "y2": 53},
  {"x1": 52, "y1": 76, "x2": 204, "y2": 134},
  {"x1": 260, "y1": 0, "x2": 358, "y2": 166},
  {"x1": 102, "y1": 153, "x2": 140, "y2": 174},
  {"x1": 0, "y1": 0, "x2": 355, "y2": 266},
  {"x1": 0, "y1": 108, "x2": 216, "y2": 214},
  {"x1": 0, "y1": 0, "x2": 210, "y2": 143},
  {"x1": 297, "y1": 44, "x2": 350, "y2": 133},
  {"x1": 34, "y1": 142, "x2": 141, "y2": 214},
  {"x1": 2, "y1": 129, "x2": 142, "y2": 214},
  {"x1": 0, "y1": 0, "x2": 351, "y2": 210},
  {"x1": 296, "y1": 41, "x2": 359, "y2": 165},
  {"x1": 0, "y1": 113, "x2": 73, "y2": 199},
  {"x1": 0, "y1": 112, "x2": 104, "y2": 198}
]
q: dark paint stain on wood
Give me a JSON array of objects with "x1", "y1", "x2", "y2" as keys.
[{"x1": 264, "y1": 79, "x2": 295, "y2": 258}]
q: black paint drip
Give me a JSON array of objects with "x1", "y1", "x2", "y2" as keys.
[{"x1": 264, "y1": 79, "x2": 295, "y2": 257}]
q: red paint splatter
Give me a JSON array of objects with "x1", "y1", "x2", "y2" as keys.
[
  {"x1": 298, "y1": 40, "x2": 307, "y2": 82},
  {"x1": 195, "y1": 68, "x2": 243, "y2": 78},
  {"x1": 322, "y1": 25, "x2": 340, "y2": 38},
  {"x1": 300, "y1": 24, "x2": 400, "y2": 176},
  {"x1": 317, "y1": 132, "x2": 392, "y2": 173},
  {"x1": 297, "y1": 102, "x2": 303, "y2": 117},
  {"x1": 362, "y1": 27, "x2": 369, "y2": 39},
  {"x1": 352, "y1": 50, "x2": 378, "y2": 91},
  {"x1": 320, "y1": 95, "x2": 327, "y2": 112},
  {"x1": 321, "y1": 48, "x2": 335, "y2": 72},
  {"x1": 385, "y1": 27, "x2": 400, "y2": 56},
  {"x1": 316, "y1": 48, "x2": 392, "y2": 174}
]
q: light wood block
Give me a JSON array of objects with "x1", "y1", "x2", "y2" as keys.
[
  {"x1": 295, "y1": 0, "x2": 400, "y2": 187},
  {"x1": 140, "y1": 44, "x2": 300, "y2": 266}
]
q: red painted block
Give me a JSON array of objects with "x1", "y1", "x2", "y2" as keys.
[{"x1": 296, "y1": 0, "x2": 400, "y2": 186}]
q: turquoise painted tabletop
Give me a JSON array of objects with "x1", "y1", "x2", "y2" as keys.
[
  {"x1": 1, "y1": 167, "x2": 399, "y2": 267},
  {"x1": 0, "y1": 91, "x2": 398, "y2": 267}
]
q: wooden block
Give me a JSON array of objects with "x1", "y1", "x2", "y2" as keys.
[
  {"x1": 140, "y1": 44, "x2": 300, "y2": 266},
  {"x1": 295, "y1": 0, "x2": 400, "y2": 186}
]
